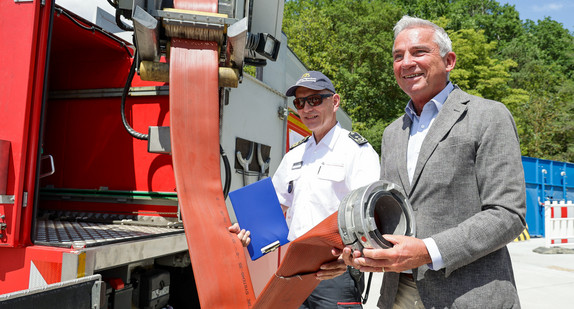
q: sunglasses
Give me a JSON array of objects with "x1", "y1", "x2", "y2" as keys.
[{"x1": 293, "y1": 93, "x2": 334, "y2": 110}]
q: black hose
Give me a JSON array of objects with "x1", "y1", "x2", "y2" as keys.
[
  {"x1": 115, "y1": 9, "x2": 134, "y2": 32},
  {"x1": 54, "y1": 7, "x2": 133, "y2": 57},
  {"x1": 106, "y1": 0, "x2": 118, "y2": 9},
  {"x1": 221, "y1": 145, "x2": 232, "y2": 199},
  {"x1": 362, "y1": 272, "x2": 373, "y2": 304},
  {"x1": 121, "y1": 50, "x2": 148, "y2": 140}
]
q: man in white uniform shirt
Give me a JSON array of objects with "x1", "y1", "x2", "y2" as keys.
[{"x1": 230, "y1": 71, "x2": 380, "y2": 308}]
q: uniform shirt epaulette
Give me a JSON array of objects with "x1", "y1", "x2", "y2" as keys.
[
  {"x1": 289, "y1": 136, "x2": 310, "y2": 150},
  {"x1": 348, "y1": 132, "x2": 368, "y2": 145}
]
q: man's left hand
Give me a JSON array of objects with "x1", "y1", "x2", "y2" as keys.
[{"x1": 316, "y1": 255, "x2": 347, "y2": 280}]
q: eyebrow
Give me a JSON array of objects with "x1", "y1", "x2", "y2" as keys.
[
  {"x1": 393, "y1": 44, "x2": 432, "y2": 55},
  {"x1": 412, "y1": 44, "x2": 432, "y2": 51}
]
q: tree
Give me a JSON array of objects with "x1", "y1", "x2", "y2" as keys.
[
  {"x1": 510, "y1": 60, "x2": 574, "y2": 162},
  {"x1": 282, "y1": 0, "x2": 574, "y2": 161},
  {"x1": 524, "y1": 18, "x2": 574, "y2": 79},
  {"x1": 498, "y1": 17, "x2": 574, "y2": 162},
  {"x1": 283, "y1": 0, "x2": 405, "y2": 127},
  {"x1": 449, "y1": 27, "x2": 519, "y2": 102}
]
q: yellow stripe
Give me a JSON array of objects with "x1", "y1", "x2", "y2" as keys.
[
  {"x1": 513, "y1": 228, "x2": 530, "y2": 242},
  {"x1": 288, "y1": 113, "x2": 311, "y2": 134},
  {"x1": 77, "y1": 252, "x2": 86, "y2": 278}
]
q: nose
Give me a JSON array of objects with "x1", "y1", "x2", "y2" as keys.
[{"x1": 401, "y1": 52, "x2": 415, "y2": 68}]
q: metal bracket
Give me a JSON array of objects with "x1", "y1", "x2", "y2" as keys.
[
  {"x1": 236, "y1": 142, "x2": 255, "y2": 186},
  {"x1": 227, "y1": 17, "x2": 248, "y2": 68},
  {"x1": 256, "y1": 143, "x2": 270, "y2": 180},
  {"x1": 0, "y1": 214, "x2": 5, "y2": 238},
  {"x1": 133, "y1": 5, "x2": 160, "y2": 61},
  {"x1": 278, "y1": 106, "x2": 289, "y2": 120},
  {"x1": 156, "y1": 9, "x2": 231, "y2": 31},
  {"x1": 148, "y1": 126, "x2": 171, "y2": 154},
  {"x1": 91, "y1": 279, "x2": 102, "y2": 309},
  {"x1": 0, "y1": 195, "x2": 15, "y2": 204}
]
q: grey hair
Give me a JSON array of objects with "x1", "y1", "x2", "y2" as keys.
[{"x1": 393, "y1": 16, "x2": 452, "y2": 57}]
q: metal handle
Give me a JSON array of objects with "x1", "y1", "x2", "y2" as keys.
[{"x1": 40, "y1": 155, "x2": 55, "y2": 178}]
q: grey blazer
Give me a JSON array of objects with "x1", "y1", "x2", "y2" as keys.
[{"x1": 378, "y1": 87, "x2": 527, "y2": 308}]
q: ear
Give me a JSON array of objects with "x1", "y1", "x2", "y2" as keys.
[
  {"x1": 332, "y1": 93, "x2": 341, "y2": 111},
  {"x1": 444, "y1": 51, "x2": 456, "y2": 72}
]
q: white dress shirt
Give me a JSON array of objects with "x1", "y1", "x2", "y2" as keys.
[
  {"x1": 272, "y1": 123, "x2": 380, "y2": 241},
  {"x1": 404, "y1": 82, "x2": 454, "y2": 270}
]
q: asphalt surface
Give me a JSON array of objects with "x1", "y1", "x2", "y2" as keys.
[{"x1": 363, "y1": 237, "x2": 574, "y2": 308}]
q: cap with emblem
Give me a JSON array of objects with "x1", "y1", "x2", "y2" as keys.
[{"x1": 285, "y1": 71, "x2": 336, "y2": 97}]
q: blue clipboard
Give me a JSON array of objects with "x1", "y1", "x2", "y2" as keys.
[{"x1": 229, "y1": 177, "x2": 290, "y2": 260}]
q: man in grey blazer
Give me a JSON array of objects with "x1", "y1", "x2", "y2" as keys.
[{"x1": 341, "y1": 16, "x2": 527, "y2": 308}]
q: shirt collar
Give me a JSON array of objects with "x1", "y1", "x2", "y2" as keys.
[
  {"x1": 309, "y1": 122, "x2": 341, "y2": 150},
  {"x1": 404, "y1": 82, "x2": 454, "y2": 121}
]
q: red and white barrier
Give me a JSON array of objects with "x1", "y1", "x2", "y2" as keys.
[{"x1": 544, "y1": 200, "x2": 574, "y2": 247}]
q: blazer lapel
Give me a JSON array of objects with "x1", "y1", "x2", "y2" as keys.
[
  {"x1": 397, "y1": 115, "x2": 412, "y2": 195},
  {"x1": 409, "y1": 88, "x2": 469, "y2": 194}
]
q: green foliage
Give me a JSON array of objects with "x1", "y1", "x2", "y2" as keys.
[
  {"x1": 353, "y1": 118, "x2": 391, "y2": 156},
  {"x1": 283, "y1": 0, "x2": 406, "y2": 126},
  {"x1": 243, "y1": 65, "x2": 256, "y2": 77},
  {"x1": 282, "y1": 0, "x2": 574, "y2": 162},
  {"x1": 448, "y1": 28, "x2": 518, "y2": 102},
  {"x1": 524, "y1": 18, "x2": 574, "y2": 79}
]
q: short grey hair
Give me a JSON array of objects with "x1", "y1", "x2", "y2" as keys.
[{"x1": 393, "y1": 16, "x2": 452, "y2": 57}]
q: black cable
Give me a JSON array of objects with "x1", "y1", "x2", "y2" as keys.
[
  {"x1": 55, "y1": 6, "x2": 145, "y2": 140},
  {"x1": 221, "y1": 145, "x2": 232, "y2": 199},
  {"x1": 54, "y1": 7, "x2": 133, "y2": 58},
  {"x1": 106, "y1": 0, "x2": 118, "y2": 9},
  {"x1": 362, "y1": 272, "x2": 373, "y2": 304},
  {"x1": 121, "y1": 50, "x2": 148, "y2": 140},
  {"x1": 115, "y1": 9, "x2": 134, "y2": 32}
]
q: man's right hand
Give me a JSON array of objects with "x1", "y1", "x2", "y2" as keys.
[
  {"x1": 337, "y1": 235, "x2": 432, "y2": 273},
  {"x1": 228, "y1": 223, "x2": 251, "y2": 247}
]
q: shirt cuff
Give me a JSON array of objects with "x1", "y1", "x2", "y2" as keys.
[{"x1": 423, "y1": 237, "x2": 444, "y2": 270}]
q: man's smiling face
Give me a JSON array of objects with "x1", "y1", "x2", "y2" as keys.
[
  {"x1": 295, "y1": 87, "x2": 339, "y2": 143},
  {"x1": 392, "y1": 26, "x2": 456, "y2": 110}
]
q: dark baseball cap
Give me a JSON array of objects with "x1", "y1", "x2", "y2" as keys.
[{"x1": 285, "y1": 71, "x2": 336, "y2": 97}]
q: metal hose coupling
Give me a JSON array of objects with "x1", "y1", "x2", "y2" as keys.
[{"x1": 338, "y1": 180, "x2": 416, "y2": 251}]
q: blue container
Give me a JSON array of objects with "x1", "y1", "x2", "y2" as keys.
[{"x1": 521, "y1": 156, "x2": 574, "y2": 236}]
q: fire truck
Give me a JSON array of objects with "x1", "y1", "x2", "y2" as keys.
[{"x1": 0, "y1": 0, "x2": 353, "y2": 307}]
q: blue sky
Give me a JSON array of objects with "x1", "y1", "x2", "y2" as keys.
[{"x1": 499, "y1": 0, "x2": 574, "y2": 32}]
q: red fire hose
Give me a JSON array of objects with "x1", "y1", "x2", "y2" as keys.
[{"x1": 169, "y1": 1, "x2": 343, "y2": 308}]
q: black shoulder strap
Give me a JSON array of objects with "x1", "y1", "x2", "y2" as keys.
[
  {"x1": 348, "y1": 132, "x2": 368, "y2": 145},
  {"x1": 289, "y1": 136, "x2": 310, "y2": 150}
]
